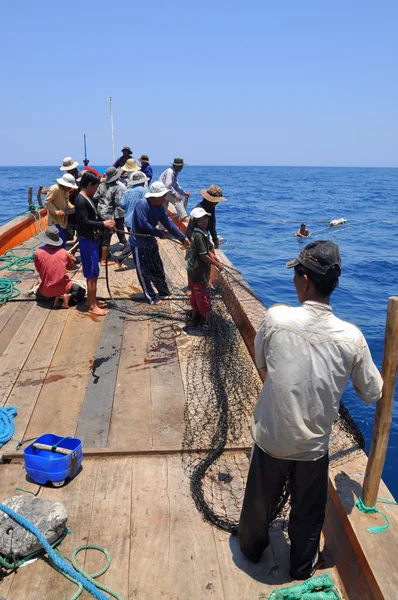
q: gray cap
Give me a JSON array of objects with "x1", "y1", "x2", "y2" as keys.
[
  {"x1": 38, "y1": 225, "x2": 63, "y2": 247},
  {"x1": 105, "y1": 166, "x2": 122, "y2": 184},
  {"x1": 286, "y1": 240, "x2": 342, "y2": 276}
]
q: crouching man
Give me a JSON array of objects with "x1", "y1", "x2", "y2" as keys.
[{"x1": 34, "y1": 225, "x2": 85, "y2": 308}]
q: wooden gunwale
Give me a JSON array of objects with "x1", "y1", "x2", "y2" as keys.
[{"x1": 0, "y1": 209, "x2": 47, "y2": 255}]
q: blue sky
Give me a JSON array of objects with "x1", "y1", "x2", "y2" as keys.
[{"x1": 1, "y1": 1, "x2": 397, "y2": 167}]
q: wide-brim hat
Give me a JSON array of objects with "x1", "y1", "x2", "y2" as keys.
[
  {"x1": 105, "y1": 166, "x2": 122, "y2": 184},
  {"x1": 138, "y1": 154, "x2": 149, "y2": 163},
  {"x1": 121, "y1": 146, "x2": 133, "y2": 154},
  {"x1": 38, "y1": 225, "x2": 63, "y2": 247},
  {"x1": 129, "y1": 171, "x2": 149, "y2": 186},
  {"x1": 122, "y1": 158, "x2": 140, "y2": 172},
  {"x1": 200, "y1": 185, "x2": 227, "y2": 203},
  {"x1": 145, "y1": 182, "x2": 169, "y2": 198},
  {"x1": 172, "y1": 158, "x2": 185, "y2": 167},
  {"x1": 60, "y1": 157, "x2": 79, "y2": 171},
  {"x1": 56, "y1": 174, "x2": 78, "y2": 189}
]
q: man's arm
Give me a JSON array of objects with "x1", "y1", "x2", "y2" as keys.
[
  {"x1": 45, "y1": 188, "x2": 62, "y2": 216},
  {"x1": 351, "y1": 338, "x2": 383, "y2": 403},
  {"x1": 134, "y1": 202, "x2": 164, "y2": 238},
  {"x1": 254, "y1": 317, "x2": 268, "y2": 372},
  {"x1": 208, "y1": 213, "x2": 219, "y2": 247}
]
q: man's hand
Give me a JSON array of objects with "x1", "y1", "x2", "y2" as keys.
[
  {"x1": 184, "y1": 192, "x2": 191, "y2": 198},
  {"x1": 182, "y1": 237, "x2": 190, "y2": 249},
  {"x1": 214, "y1": 240, "x2": 220, "y2": 250},
  {"x1": 55, "y1": 210, "x2": 65, "y2": 217},
  {"x1": 216, "y1": 262, "x2": 224, "y2": 271},
  {"x1": 157, "y1": 230, "x2": 166, "y2": 239},
  {"x1": 104, "y1": 219, "x2": 116, "y2": 229},
  {"x1": 175, "y1": 194, "x2": 182, "y2": 202}
]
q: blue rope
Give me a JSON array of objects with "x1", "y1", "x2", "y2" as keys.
[
  {"x1": 0, "y1": 406, "x2": 18, "y2": 447},
  {"x1": 0, "y1": 503, "x2": 110, "y2": 600}
]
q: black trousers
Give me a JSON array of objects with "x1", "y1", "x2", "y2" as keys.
[
  {"x1": 115, "y1": 217, "x2": 127, "y2": 245},
  {"x1": 36, "y1": 283, "x2": 86, "y2": 307},
  {"x1": 238, "y1": 443, "x2": 329, "y2": 579},
  {"x1": 133, "y1": 246, "x2": 169, "y2": 304}
]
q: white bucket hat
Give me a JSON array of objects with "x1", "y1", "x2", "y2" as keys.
[
  {"x1": 128, "y1": 171, "x2": 149, "y2": 187},
  {"x1": 145, "y1": 182, "x2": 169, "y2": 198},
  {"x1": 56, "y1": 173, "x2": 78, "y2": 189},
  {"x1": 60, "y1": 157, "x2": 79, "y2": 171},
  {"x1": 190, "y1": 207, "x2": 211, "y2": 219}
]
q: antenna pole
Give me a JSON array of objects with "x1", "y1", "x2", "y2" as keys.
[
  {"x1": 109, "y1": 96, "x2": 115, "y2": 162},
  {"x1": 83, "y1": 133, "x2": 87, "y2": 161}
]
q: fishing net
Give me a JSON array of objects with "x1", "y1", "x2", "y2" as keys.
[{"x1": 104, "y1": 228, "x2": 365, "y2": 534}]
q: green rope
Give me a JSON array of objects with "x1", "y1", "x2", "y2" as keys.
[
  {"x1": 0, "y1": 277, "x2": 21, "y2": 305},
  {"x1": 268, "y1": 574, "x2": 341, "y2": 599},
  {"x1": 356, "y1": 496, "x2": 398, "y2": 533},
  {"x1": 0, "y1": 528, "x2": 69, "y2": 570},
  {"x1": 15, "y1": 436, "x2": 38, "y2": 450}
]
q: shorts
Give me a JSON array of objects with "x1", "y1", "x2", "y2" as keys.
[
  {"x1": 55, "y1": 225, "x2": 67, "y2": 248},
  {"x1": 189, "y1": 281, "x2": 212, "y2": 316},
  {"x1": 36, "y1": 283, "x2": 86, "y2": 307},
  {"x1": 78, "y1": 238, "x2": 100, "y2": 279}
]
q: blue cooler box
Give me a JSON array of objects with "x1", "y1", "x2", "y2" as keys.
[{"x1": 24, "y1": 434, "x2": 83, "y2": 485}]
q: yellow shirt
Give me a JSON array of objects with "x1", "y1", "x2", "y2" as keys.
[{"x1": 45, "y1": 184, "x2": 74, "y2": 229}]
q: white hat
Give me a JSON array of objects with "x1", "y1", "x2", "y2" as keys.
[
  {"x1": 129, "y1": 171, "x2": 149, "y2": 187},
  {"x1": 190, "y1": 207, "x2": 211, "y2": 219},
  {"x1": 145, "y1": 182, "x2": 169, "y2": 198},
  {"x1": 56, "y1": 173, "x2": 78, "y2": 189},
  {"x1": 60, "y1": 157, "x2": 79, "y2": 171}
]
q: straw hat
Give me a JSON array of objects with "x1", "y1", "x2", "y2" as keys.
[
  {"x1": 56, "y1": 173, "x2": 78, "y2": 189},
  {"x1": 60, "y1": 157, "x2": 79, "y2": 171},
  {"x1": 145, "y1": 182, "x2": 169, "y2": 198},
  {"x1": 105, "y1": 166, "x2": 122, "y2": 184},
  {"x1": 200, "y1": 185, "x2": 227, "y2": 203},
  {"x1": 122, "y1": 158, "x2": 140, "y2": 172},
  {"x1": 37, "y1": 225, "x2": 63, "y2": 247}
]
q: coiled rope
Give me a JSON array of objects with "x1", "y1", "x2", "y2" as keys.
[
  {"x1": 0, "y1": 277, "x2": 21, "y2": 305},
  {"x1": 0, "y1": 503, "x2": 122, "y2": 599},
  {"x1": 0, "y1": 406, "x2": 18, "y2": 447},
  {"x1": 268, "y1": 573, "x2": 341, "y2": 599}
]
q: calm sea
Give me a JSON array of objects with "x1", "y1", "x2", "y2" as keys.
[{"x1": 1, "y1": 165, "x2": 397, "y2": 496}]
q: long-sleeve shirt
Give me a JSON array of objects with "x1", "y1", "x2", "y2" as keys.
[
  {"x1": 158, "y1": 167, "x2": 185, "y2": 197},
  {"x1": 129, "y1": 197, "x2": 185, "y2": 249},
  {"x1": 75, "y1": 193, "x2": 105, "y2": 241},
  {"x1": 252, "y1": 301, "x2": 383, "y2": 461},
  {"x1": 94, "y1": 182, "x2": 124, "y2": 220},
  {"x1": 45, "y1": 184, "x2": 75, "y2": 229},
  {"x1": 113, "y1": 155, "x2": 129, "y2": 168},
  {"x1": 140, "y1": 163, "x2": 153, "y2": 184},
  {"x1": 120, "y1": 185, "x2": 147, "y2": 230},
  {"x1": 186, "y1": 199, "x2": 218, "y2": 245}
]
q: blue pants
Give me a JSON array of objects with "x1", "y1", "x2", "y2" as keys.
[
  {"x1": 78, "y1": 238, "x2": 100, "y2": 279},
  {"x1": 55, "y1": 225, "x2": 67, "y2": 249}
]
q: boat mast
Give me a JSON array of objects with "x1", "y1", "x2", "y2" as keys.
[
  {"x1": 108, "y1": 96, "x2": 115, "y2": 162},
  {"x1": 83, "y1": 133, "x2": 87, "y2": 161}
]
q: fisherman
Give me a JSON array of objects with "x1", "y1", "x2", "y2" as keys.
[
  {"x1": 75, "y1": 172, "x2": 115, "y2": 316},
  {"x1": 34, "y1": 225, "x2": 85, "y2": 308},
  {"x1": 159, "y1": 158, "x2": 191, "y2": 221},
  {"x1": 116, "y1": 171, "x2": 149, "y2": 268},
  {"x1": 94, "y1": 166, "x2": 126, "y2": 265},
  {"x1": 130, "y1": 181, "x2": 190, "y2": 305},
  {"x1": 59, "y1": 156, "x2": 82, "y2": 242},
  {"x1": 186, "y1": 207, "x2": 224, "y2": 326},
  {"x1": 138, "y1": 154, "x2": 153, "y2": 184},
  {"x1": 45, "y1": 173, "x2": 78, "y2": 248},
  {"x1": 120, "y1": 157, "x2": 140, "y2": 187},
  {"x1": 186, "y1": 185, "x2": 227, "y2": 249},
  {"x1": 295, "y1": 223, "x2": 310, "y2": 238},
  {"x1": 113, "y1": 145, "x2": 133, "y2": 169},
  {"x1": 238, "y1": 240, "x2": 383, "y2": 580}
]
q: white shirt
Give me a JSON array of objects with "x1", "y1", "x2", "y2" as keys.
[
  {"x1": 158, "y1": 167, "x2": 185, "y2": 197},
  {"x1": 252, "y1": 301, "x2": 383, "y2": 461}
]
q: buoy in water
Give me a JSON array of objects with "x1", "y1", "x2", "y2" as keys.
[{"x1": 329, "y1": 218, "x2": 347, "y2": 227}]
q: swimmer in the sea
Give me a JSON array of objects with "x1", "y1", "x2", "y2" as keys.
[{"x1": 295, "y1": 223, "x2": 310, "y2": 238}]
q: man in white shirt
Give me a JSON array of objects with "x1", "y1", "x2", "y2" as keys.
[
  {"x1": 158, "y1": 157, "x2": 191, "y2": 220},
  {"x1": 238, "y1": 240, "x2": 383, "y2": 580}
]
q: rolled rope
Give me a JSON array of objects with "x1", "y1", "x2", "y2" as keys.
[{"x1": 0, "y1": 406, "x2": 17, "y2": 447}]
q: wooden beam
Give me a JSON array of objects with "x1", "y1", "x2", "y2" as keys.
[
  {"x1": 28, "y1": 186, "x2": 33, "y2": 209},
  {"x1": 362, "y1": 296, "x2": 398, "y2": 507},
  {"x1": 37, "y1": 185, "x2": 43, "y2": 207}
]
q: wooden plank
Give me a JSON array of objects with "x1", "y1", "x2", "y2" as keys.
[
  {"x1": 4, "y1": 460, "x2": 100, "y2": 600},
  {"x1": 24, "y1": 308, "x2": 104, "y2": 441},
  {"x1": 148, "y1": 320, "x2": 186, "y2": 450},
  {"x1": 107, "y1": 318, "x2": 153, "y2": 450},
  {"x1": 75, "y1": 308, "x2": 125, "y2": 447},
  {"x1": 2, "y1": 310, "x2": 69, "y2": 452},
  {"x1": 0, "y1": 302, "x2": 32, "y2": 357},
  {"x1": 83, "y1": 457, "x2": 131, "y2": 599},
  {"x1": 0, "y1": 304, "x2": 49, "y2": 406},
  {"x1": 0, "y1": 301, "x2": 20, "y2": 334}
]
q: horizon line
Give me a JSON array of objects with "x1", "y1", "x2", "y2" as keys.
[{"x1": 0, "y1": 164, "x2": 398, "y2": 169}]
